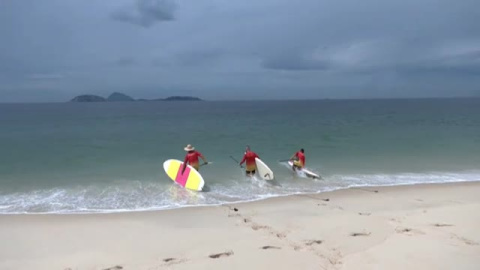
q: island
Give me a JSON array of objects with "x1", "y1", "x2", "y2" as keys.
[
  {"x1": 70, "y1": 95, "x2": 106, "y2": 102},
  {"x1": 70, "y1": 93, "x2": 203, "y2": 102},
  {"x1": 151, "y1": 96, "x2": 202, "y2": 101},
  {"x1": 107, "y1": 92, "x2": 135, "y2": 102}
]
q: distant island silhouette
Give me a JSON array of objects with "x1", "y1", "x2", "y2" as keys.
[{"x1": 70, "y1": 92, "x2": 203, "y2": 102}]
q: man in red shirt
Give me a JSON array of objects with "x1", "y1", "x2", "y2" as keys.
[
  {"x1": 182, "y1": 144, "x2": 208, "y2": 174},
  {"x1": 290, "y1": 148, "x2": 305, "y2": 171},
  {"x1": 239, "y1": 145, "x2": 259, "y2": 177}
]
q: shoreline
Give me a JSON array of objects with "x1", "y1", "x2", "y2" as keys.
[
  {"x1": 0, "y1": 180, "x2": 478, "y2": 216},
  {"x1": 1, "y1": 181, "x2": 479, "y2": 269}
]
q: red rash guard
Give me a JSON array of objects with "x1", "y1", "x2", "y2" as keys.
[
  {"x1": 184, "y1": 151, "x2": 203, "y2": 169},
  {"x1": 240, "y1": 151, "x2": 259, "y2": 171},
  {"x1": 295, "y1": 151, "x2": 305, "y2": 167}
]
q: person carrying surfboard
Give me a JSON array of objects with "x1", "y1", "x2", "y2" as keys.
[
  {"x1": 239, "y1": 145, "x2": 259, "y2": 177},
  {"x1": 290, "y1": 148, "x2": 305, "y2": 171},
  {"x1": 181, "y1": 144, "x2": 208, "y2": 173}
]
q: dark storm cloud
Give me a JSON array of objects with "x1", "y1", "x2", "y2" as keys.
[{"x1": 111, "y1": 0, "x2": 176, "y2": 27}]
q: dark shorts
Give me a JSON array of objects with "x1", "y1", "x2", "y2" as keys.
[{"x1": 246, "y1": 169, "x2": 256, "y2": 175}]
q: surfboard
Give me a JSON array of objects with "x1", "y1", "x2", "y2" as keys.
[
  {"x1": 163, "y1": 159, "x2": 205, "y2": 191},
  {"x1": 255, "y1": 157, "x2": 274, "y2": 180},
  {"x1": 287, "y1": 161, "x2": 321, "y2": 179}
]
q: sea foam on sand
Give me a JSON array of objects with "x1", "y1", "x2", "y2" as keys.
[{"x1": 0, "y1": 182, "x2": 479, "y2": 270}]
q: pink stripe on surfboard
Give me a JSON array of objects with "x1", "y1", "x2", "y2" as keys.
[{"x1": 175, "y1": 164, "x2": 190, "y2": 187}]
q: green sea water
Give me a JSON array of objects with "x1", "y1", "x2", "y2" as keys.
[{"x1": 0, "y1": 99, "x2": 479, "y2": 213}]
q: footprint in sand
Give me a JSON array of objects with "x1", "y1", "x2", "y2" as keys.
[
  {"x1": 433, "y1": 223, "x2": 454, "y2": 227},
  {"x1": 389, "y1": 217, "x2": 405, "y2": 224},
  {"x1": 451, "y1": 234, "x2": 479, "y2": 246},
  {"x1": 358, "y1": 212, "x2": 371, "y2": 216},
  {"x1": 103, "y1": 266, "x2": 123, "y2": 270},
  {"x1": 251, "y1": 223, "x2": 271, "y2": 231},
  {"x1": 350, "y1": 232, "x2": 371, "y2": 237},
  {"x1": 395, "y1": 227, "x2": 424, "y2": 235},
  {"x1": 163, "y1": 258, "x2": 187, "y2": 265},
  {"x1": 292, "y1": 245, "x2": 303, "y2": 251},
  {"x1": 227, "y1": 207, "x2": 241, "y2": 217},
  {"x1": 305, "y1": 240, "x2": 323, "y2": 246},
  {"x1": 237, "y1": 214, "x2": 288, "y2": 241},
  {"x1": 357, "y1": 188, "x2": 379, "y2": 193},
  {"x1": 261, "y1": 245, "x2": 281, "y2": 250},
  {"x1": 209, "y1": 251, "x2": 234, "y2": 259}
]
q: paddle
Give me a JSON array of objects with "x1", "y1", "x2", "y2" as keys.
[
  {"x1": 229, "y1": 156, "x2": 244, "y2": 168},
  {"x1": 200, "y1": 162, "x2": 213, "y2": 167},
  {"x1": 181, "y1": 161, "x2": 211, "y2": 175}
]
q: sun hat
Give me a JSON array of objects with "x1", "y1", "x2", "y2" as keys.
[{"x1": 184, "y1": 144, "x2": 195, "y2": 151}]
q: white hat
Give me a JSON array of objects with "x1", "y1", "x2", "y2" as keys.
[{"x1": 184, "y1": 144, "x2": 195, "y2": 151}]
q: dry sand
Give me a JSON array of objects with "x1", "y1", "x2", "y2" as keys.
[{"x1": 1, "y1": 182, "x2": 479, "y2": 270}]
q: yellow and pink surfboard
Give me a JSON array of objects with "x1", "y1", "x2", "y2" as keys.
[{"x1": 163, "y1": 159, "x2": 205, "y2": 191}]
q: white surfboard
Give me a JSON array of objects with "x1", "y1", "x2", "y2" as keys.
[
  {"x1": 255, "y1": 157, "x2": 274, "y2": 180},
  {"x1": 287, "y1": 161, "x2": 321, "y2": 179}
]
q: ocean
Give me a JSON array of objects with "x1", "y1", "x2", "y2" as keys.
[{"x1": 0, "y1": 98, "x2": 479, "y2": 214}]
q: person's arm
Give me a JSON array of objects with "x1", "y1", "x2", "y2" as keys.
[
  {"x1": 239, "y1": 154, "x2": 247, "y2": 166},
  {"x1": 181, "y1": 155, "x2": 188, "y2": 174},
  {"x1": 198, "y1": 152, "x2": 207, "y2": 164}
]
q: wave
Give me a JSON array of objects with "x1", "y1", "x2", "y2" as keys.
[{"x1": 0, "y1": 171, "x2": 479, "y2": 214}]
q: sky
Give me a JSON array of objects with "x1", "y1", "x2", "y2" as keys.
[{"x1": 0, "y1": 0, "x2": 479, "y2": 102}]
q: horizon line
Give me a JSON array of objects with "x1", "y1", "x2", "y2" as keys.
[{"x1": 1, "y1": 96, "x2": 480, "y2": 104}]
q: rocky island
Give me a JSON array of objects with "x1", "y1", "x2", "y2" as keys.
[
  {"x1": 70, "y1": 93, "x2": 202, "y2": 102},
  {"x1": 70, "y1": 95, "x2": 106, "y2": 102},
  {"x1": 107, "y1": 92, "x2": 135, "y2": 102},
  {"x1": 150, "y1": 96, "x2": 202, "y2": 101}
]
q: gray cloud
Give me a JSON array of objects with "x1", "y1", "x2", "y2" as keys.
[
  {"x1": 175, "y1": 49, "x2": 225, "y2": 66},
  {"x1": 262, "y1": 38, "x2": 480, "y2": 76},
  {"x1": 28, "y1": 73, "x2": 64, "y2": 80},
  {"x1": 115, "y1": 57, "x2": 137, "y2": 67},
  {"x1": 399, "y1": 48, "x2": 480, "y2": 75},
  {"x1": 111, "y1": 0, "x2": 176, "y2": 28},
  {"x1": 1, "y1": 0, "x2": 480, "y2": 102},
  {"x1": 262, "y1": 51, "x2": 330, "y2": 71}
]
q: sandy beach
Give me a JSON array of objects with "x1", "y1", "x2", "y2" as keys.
[{"x1": 1, "y1": 182, "x2": 479, "y2": 270}]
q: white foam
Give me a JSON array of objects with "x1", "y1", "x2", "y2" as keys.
[{"x1": 0, "y1": 170, "x2": 479, "y2": 214}]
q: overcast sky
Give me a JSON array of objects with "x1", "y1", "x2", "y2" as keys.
[{"x1": 0, "y1": 0, "x2": 479, "y2": 102}]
